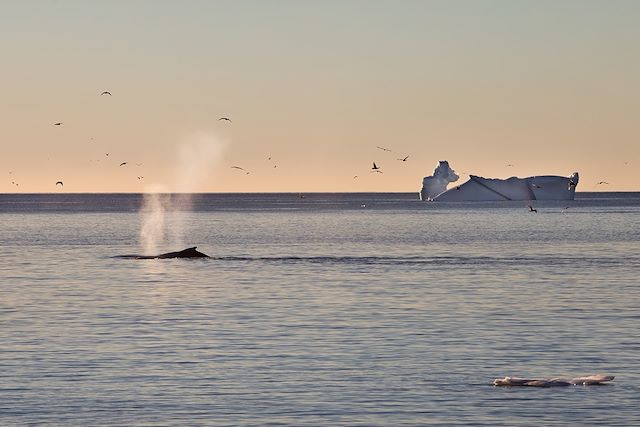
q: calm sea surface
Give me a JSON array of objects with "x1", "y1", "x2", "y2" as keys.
[{"x1": 1, "y1": 193, "x2": 639, "y2": 426}]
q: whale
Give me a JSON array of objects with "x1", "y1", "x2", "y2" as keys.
[{"x1": 114, "y1": 246, "x2": 209, "y2": 259}]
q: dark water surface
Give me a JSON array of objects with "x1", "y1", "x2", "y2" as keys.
[{"x1": 1, "y1": 193, "x2": 639, "y2": 426}]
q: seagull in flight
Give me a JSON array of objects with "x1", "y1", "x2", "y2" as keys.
[
  {"x1": 219, "y1": 117, "x2": 232, "y2": 122},
  {"x1": 371, "y1": 162, "x2": 382, "y2": 173},
  {"x1": 119, "y1": 162, "x2": 128, "y2": 166},
  {"x1": 56, "y1": 181, "x2": 63, "y2": 187},
  {"x1": 231, "y1": 166, "x2": 250, "y2": 174},
  {"x1": 100, "y1": 91, "x2": 112, "y2": 96},
  {"x1": 137, "y1": 176, "x2": 144, "y2": 180},
  {"x1": 596, "y1": 181, "x2": 609, "y2": 185},
  {"x1": 397, "y1": 155, "x2": 410, "y2": 162},
  {"x1": 53, "y1": 122, "x2": 63, "y2": 126},
  {"x1": 527, "y1": 205, "x2": 537, "y2": 213},
  {"x1": 376, "y1": 146, "x2": 393, "y2": 153}
]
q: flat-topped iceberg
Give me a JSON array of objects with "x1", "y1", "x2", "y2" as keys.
[{"x1": 420, "y1": 161, "x2": 579, "y2": 201}]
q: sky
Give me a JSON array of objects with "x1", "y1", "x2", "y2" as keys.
[{"x1": 1, "y1": 0, "x2": 639, "y2": 193}]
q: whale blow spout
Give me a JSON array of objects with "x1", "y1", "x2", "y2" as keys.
[{"x1": 114, "y1": 246, "x2": 209, "y2": 259}]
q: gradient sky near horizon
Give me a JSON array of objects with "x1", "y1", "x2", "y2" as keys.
[{"x1": 2, "y1": 0, "x2": 639, "y2": 193}]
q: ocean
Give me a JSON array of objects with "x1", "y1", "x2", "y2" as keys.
[{"x1": 1, "y1": 192, "x2": 639, "y2": 426}]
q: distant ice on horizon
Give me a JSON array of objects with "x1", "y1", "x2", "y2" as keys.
[
  {"x1": 420, "y1": 161, "x2": 579, "y2": 201},
  {"x1": 420, "y1": 161, "x2": 459, "y2": 200}
]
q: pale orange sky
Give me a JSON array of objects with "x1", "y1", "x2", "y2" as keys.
[{"x1": 1, "y1": 1, "x2": 639, "y2": 193}]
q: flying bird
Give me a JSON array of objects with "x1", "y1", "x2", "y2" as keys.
[
  {"x1": 105, "y1": 153, "x2": 109, "y2": 157},
  {"x1": 56, "y1": 181, "x2": 63, "y2": 187},
  {"x1": 137, "y1": 176, "x2": 144, "y2": 180},
  {"x1": 119, "y1": 162, "x2": 128, "y2": 166},
  {"x1": 100, "y1": 91, "x2": 112, "y2": 96},
  {"x1": 527, "y1": 205, "x2": 537, "y2": 213},
  {"x1": 506, "y1": 164, "x2": 514, "y2": 167},
  {"x1": 371, "y1": 162, "x2": 382, "y2": 173},
  {"x1": 53, "y1": 122, "x2": 62, "y2": 126},
  {"x1": 397, "y1": 155, "x2": 410, "y2": 162},
  {"x1": 596, "y1": 181, "x2": 609, "y2": 185},
  {"x1": 219, "y1": 117, "x2": 232, "y2": 122},
  {"x1": 231, "y1": 166, "x2": 250, "y2": 174},
  {"x1": 376, "y1": 146, "x2": 393, "y2": 152},
  {"x1": 353, "y1": 175, "x2": 358, "y2": 179}
]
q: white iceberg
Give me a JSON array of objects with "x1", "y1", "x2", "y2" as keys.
[
  {"x1": 420, "y1": 161, "x2": 579, "y2": 201},
  {"x1": 419, "y1": 161, "x2": 460, "y2": 200}
]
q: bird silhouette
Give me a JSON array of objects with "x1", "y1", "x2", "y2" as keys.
[
  {"x1": 119, "y1": 162, "x2": 128, "y2": 166},
  {"x1": 219, "y1": 117, "x2": 232, "y2": 122},
  {"x1": 376, "y1": 146, "x2": 393, "y2": 152},
  {"x1": 596, "y1": 181, "x2": 609, "y2": 185},
  {"x1": 100, "y1": 91, "x2": 112, "y2": 96},
  {"x1": 527, "y1": 205, "x2": 537, "y2": 213},
  {"x1": 53, "y1": 122, "x2": 62, "y2": 126},
  {"x1": 56, "y1": 181, "x2": 63, "y2": 187},
  {"x1": 397, "y1": 155, "x2": 409, "y2": 162},
  {"x1": 231, "y1": 166, "x2": 250, "y2": 174},
  {"x1": 137, "y1": 176, "x2": 144, "y2": 180},
  {"x1": 371, "y1": 162, "x2": 382, "y2": 173}
]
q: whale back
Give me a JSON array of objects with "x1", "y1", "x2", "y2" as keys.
[
  {"x1": 114, "y1": 246, "x2": 210, "y2": 259},
  {"x1": 156, "y1": 247, "x2": 209, "y2": 258}
]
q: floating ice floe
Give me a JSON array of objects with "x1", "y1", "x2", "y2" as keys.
[{"x1": 493, "y1": 374, "x2": 614, "y2": 387}]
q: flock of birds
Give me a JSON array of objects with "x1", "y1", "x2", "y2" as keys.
[
  {"x1": 6, "y1": 91, "x2": 237, "y2": 189},
  {"x1": 230, "y1": 144, "x2": 411, "y2": 180},
  {"x1": 4, "y1": 92, "x2": 623, "y2": 196},
  {"x1": 10, "y1": 95, "x2": 412, "y2": 189}
]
